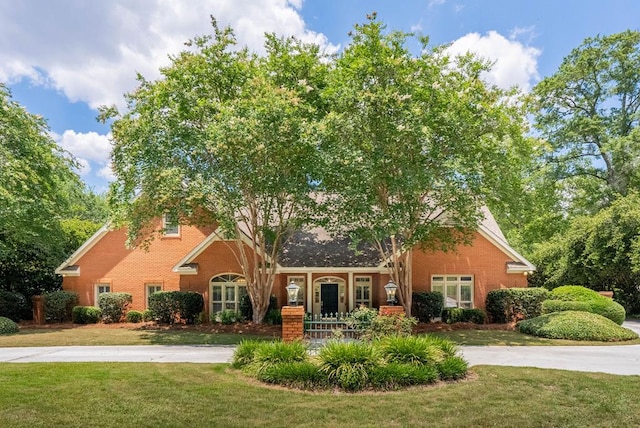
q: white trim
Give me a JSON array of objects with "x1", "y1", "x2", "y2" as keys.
[
  {"x1": 306, "y1": 272, "x2": 313, "y2": 313},
  {"x1": 354, "y1": 275, "x2": 373, "y2": 308},
  {"x1": 94, "y1": 283, "x2": 111, "y2": 307},
  {"x1": 162, "y1": 213, "x2": 180, "y2": 237},
  {"x1": 348, "y1": 271, "x2": 354, "y2": 311},
  {"x1": 431, "y1": 274, "x2": 474, "y2": 308},
  {"x1": 477, "y1": 224, "x2": 536, "y2": 272},
  {"x1": 55, "y1": 224, "x2": 110, "y2": 275}
]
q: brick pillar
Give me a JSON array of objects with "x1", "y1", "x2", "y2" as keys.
[
  {"x1": 32, "y1": 295, "x2": 45, "y2": 324},
  {"x1": 281, "y1": 306, "x2": 305, "y2": 342},
  {"x1": 379, "y1": 305, "x2": 405, "y2": 316}
]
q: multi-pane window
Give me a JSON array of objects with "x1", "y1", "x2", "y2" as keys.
[
  {"x1": 354, "y1": 276, "x2": 372, "y2": 308},
  {"x1": 95, "y1": 283, "x2": 110, "y2": 306},
  {"x1": 210, "y1": 274, "x2": 247, "y2": 314},
  {"x1": 146, "y1": 284, "x2": 162, "y2": 307},
  {"x1": 163, "y1": 213, "x2": 180, "y2": 236},
  {"x1": 287, "y1": 276, "x2": 305, "y2": 305},
  {"x1": 431, "y1": 275, "x2": 473, "y2": 308}
]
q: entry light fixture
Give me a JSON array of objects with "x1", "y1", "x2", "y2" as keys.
[
  {"x1": 286, "y1": 281, "x2": 300, "y2": 306},
  {"x1": 384, "y1": 280, "x2": 397, "y2": 305}
]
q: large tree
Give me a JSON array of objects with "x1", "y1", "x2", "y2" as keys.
[
  {"x1": 318, "y1": 15, "x2": 531, "y2": 314},
  {"x1": 105, "y1": 20, "x2": 327, "y2": 323},
  {"x1": 532, "y1": 30, "x2": 640, "y2": 214}
]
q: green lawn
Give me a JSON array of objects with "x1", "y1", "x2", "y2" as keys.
[
  {"x1": 429, "y1": 329, "x2": 640, "y2": 346},
  {"x1": 0, "y1": 363, "x2": 638, "y2": 427}
]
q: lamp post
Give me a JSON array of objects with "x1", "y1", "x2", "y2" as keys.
[
  {"x1": 286, "y1": 281, "x2": 300, "y2": 306},
  {"x1": 384, "y1": 280, "x2": 397, "y2": 306}
]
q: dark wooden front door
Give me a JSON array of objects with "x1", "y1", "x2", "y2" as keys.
[{"x1": 321, "y1": 283, "x2": 339, "y2": 315}]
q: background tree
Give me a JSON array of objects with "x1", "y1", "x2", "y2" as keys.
[
  {"x1": 319, "y1": 15, "x2": 532, "y2": 314},
  {"x1": 106, "y1": 20, "x2": 327, "y2": 323}
]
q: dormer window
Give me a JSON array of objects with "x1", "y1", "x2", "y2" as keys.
[{"x1": 163, "y1": 213, "x2": 180, "y2": 236}]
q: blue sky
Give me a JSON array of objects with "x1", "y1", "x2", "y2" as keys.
[{"x1": 2, "y1": 0, "x2": 639, "y2": 193}]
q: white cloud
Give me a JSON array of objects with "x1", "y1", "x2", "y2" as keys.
[
  {"x1": 75, "y1": 158, "x2": 92, "y2": 176},
  {"x1": 97, "y1": 162, "x2": 116, "y2": 182},
  {"x1": 429, "y1": 0, "x2": 446, "y2": 7},
  {"x1": 445, "y1": 31, "x2": 541, "y2": 92},
  {"x1": 0, "y1": 0, "x2": 337, "y2": 109},
  {"x1": 56, "y1": 130, "x2": 112, "y2": 164}
]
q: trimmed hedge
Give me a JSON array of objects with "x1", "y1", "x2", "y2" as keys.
[
  {"x1": 546, "y1": 286, "x2": 626, "y2": 325},
  {"x1": 517, "y1": 311, "x2": 638, "y2": 342},
  {"x1": 442, "y1": 308, "x2": 486, "y2": 324},
  {"x1": 72, "y1": 306, "x2": 102, "y2": 324},
  {"x1": 126, "y1": 310, "x2": 143, "y2": 323},
  {"x1": 98, "y1": 292, "x2": 132, "y2": 323},
  {"x1": 148, "y1": 291, "x2": 204, "y2": 324},
  {"x1": 0, "y1": 316, "x2": 19, "y2": 335},
  {"x1": 0, "y1": 291, "x2": 30, "y2": 322},
  {"x1": 412, "y1": 291, "x2": 444, "y2": 322},
  {"x1": 43, "y1": 291, "x2": 78, "y2": 322},
  {"x1": 485, "y1": 287, "x2": 549, "y2": 323}
]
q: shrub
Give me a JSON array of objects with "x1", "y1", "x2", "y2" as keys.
[
  {"x1": 378, "y1": 335, "x2": 445, "y2": 366},
  {"x1": 231, "y1": 339, "x2": 264, "y2": 369},
  {"x1": 412, "y1": 291, "x2": 444, "y2": 322},
  {"x1": 361, "y1": 314, "x2": 417, "y2": 341},
  {"x1": 0, "y1": 291, "x2": 30, "y2": 322},
  {"x1": 215, "y1": 309, "x2": 242, "y2": 325},
  {"x1": 420, "y1": 335, "x2": 459, "y2": 358},
  {"x1": 239, "y1": 294, "x2": 278, "y2": 321},
  {"x1": 0, "y1": 316, "x2": 19, "y2": 335},
  {"x1": 517, "y1": 311, "x2": 638, "y2": 341},
  {"x1": 98, "y1": 292, "x2": 132, "y2": 323},
  {"x1": 251, "y1": 341, "x2": 308, "y2": 375},
  {"x1": 542, "y1": 300, "x2": 591, "y2": 314},
  {"x1": 148, "y1": 291, "x2": 204, "y2": 324},
  {"x1": 370, "y1": 363, "x2": 439, "y2": 390},
  {"x1": 317, "y1": 341, "x2": 381, "y2": 391},
  {"x1": 141, "y1": 309, "x2": 154, "y2": 322},
  {"x1": 43, "y1": 290, "x2": 78, "y2": 322},
  {"x1": 263, "y1": 309, "x2": 282, "y2": 325},
  {"x1": 126, "y1": 310, "x2": 143, "y2": 323},
  {"x1": 485, "y1": 287, "x2": 549, "y2": 323},
  {"x1": 346, "y1": 306, "x2": 378, "y2": 333},
  {"x1": 548, "y1": 285, "x2": 626, "y2": 325},
  {"x1": 437, "y1": 356, "x2": 469, "y2": 380},
  {"x1": 257, "y1": 361, "x2": 326, "y2": 389},
  {"x1": 72, "y1": 306, "x2": 102, "y2": 324},
  {"x1": 442, "y1": 308, "x2": 487, "y2": 324}
]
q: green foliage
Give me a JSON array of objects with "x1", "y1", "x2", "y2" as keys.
[
  {"x1": 43, "y1": 290, "x2": 78, "y2": 322},
  {"x1": 485, "y1": 288, "x2": 550, "y2": 323},
  {"x1": 239, "y1": 294, "x2": 278, "y2": 321},
  {"x1": 346, "y1": 306, "x2": 378, "y2": 332},
  {"x1": 263, "y1": 309, "x2": 282, "y2": 325},
  {"x1": 437, "y1": 356, "x2": 469, "y2": 380},
  {"x1": 370, "y1": 363, "x2": 439, "y2": 390},
  {"x1": 98, "y1": 292, "x2": 132, "y2": 323},
  {"x1": 148, "y1": 291, "x2": 204, "y2": 324},
  {"x1": 0, "y1": 290, "x2": 30, "y2": 322},
  {"x1": 378, "y1": 335, "x2": 445, "y2": 366},
  {"x1": 317, "y1": 341, "x2": 381, "y2": 391},
  {"x1": 250, "y1": 341, "x2": 308, "y2": 375},
  {"x1": 71, "y1": 306, "x2": 102, "y2": 324},
  {"x1": 412, "y1": 292, "x2": 444, "y2": 323},
  {"x1": 542, "y1": 300, "x2": 591, "y2": 314},
  {"x1": 361, "y1": 314, "x2": 418, "y2": 341},
  {"x1": 547, "y1": 285, "x2": 626, "y2": 325},
  {"x1": 0, "y1": 316, "x2": 19, "y2": 335},
  {"x1": 215, "y1": 310, "x2": 242, "y2": 325},
  {"x1": 231, "y1": 339, "x2": 264, "y2": 369},
  {"x1": 141, "y1": 309, "x2": 154, "y2": 322},
  {"x1": 257, "y1": 361, "x2": 326, "y2": 390},
  {"x1": 442, "y1": 308, "x2": 487, "y2": 324},
  {"x1": 125, "y1": 310, "x2": 143, "y2": 323},
  {"x1": 517, "y1": 311, "x2": 638, "y2": 341},
  {"x1": 420, "y1": 335, "x2": 459, "y2": 358}
]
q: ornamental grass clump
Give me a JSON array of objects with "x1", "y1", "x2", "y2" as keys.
[
  {"x1": 378, "y1": 335, "x2": 444, "y2": 366},
  {"x1": 257, "y1": 361, "x2": 326, "y2": 389},
  {"x1": 437, "y1": 356, "x2": 469, "y2": 380},
  {"x1": 231, "y1": 339, "x2": 264, "y2": 369},
  {"x1": 370, "y1": 363, "x2": 439, "y2": 390},
  {"x1": 250, "y1": 341, "x2": 308, "y2": 375},
  {"x1": 317, "y1": 341, "x2": 381, "y2": 391}
]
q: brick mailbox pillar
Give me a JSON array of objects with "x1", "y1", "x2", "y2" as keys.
[
  {"x1": 32, "y1": 295, "x2": 45, "y2": 325},
  {"x1": 281, "y1": 306, "x2": 305, "y2": 342},
  {"x1": 379, "y1": 305, "x2": 405, "y2": 316}
]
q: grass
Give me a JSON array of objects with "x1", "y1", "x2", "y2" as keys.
[
  {"x1": 428, "y1": 329, "x2": 640, "y2": 346},
  {"x1": 0, "y1": 326, "x2": 275, "y2": 347},
  {"x1": 0, "y1": 363, "x2": 639, "y2": 427}
]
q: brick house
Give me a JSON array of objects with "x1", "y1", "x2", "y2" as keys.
[{"x1": 55, "y1": 208, "x2": 534, "y2": 319}]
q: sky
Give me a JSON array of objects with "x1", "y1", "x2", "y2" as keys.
[{"x1": 2, "y1": 0, "x2": 639, "y2": 193}]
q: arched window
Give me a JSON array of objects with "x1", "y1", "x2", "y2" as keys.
[{"x1": 210, "y1": 274, "x2": 247, "y2": 315}]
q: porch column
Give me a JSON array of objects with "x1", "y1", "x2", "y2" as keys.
[
  {"x1": 306, "y1": 272, "x2": 313, "y2": 313},
  {"x1": 348, "y1": 271, "x2": 354, "y2": 312}
]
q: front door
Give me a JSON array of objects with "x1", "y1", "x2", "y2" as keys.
[{"x1": 321, "y1": 283, "x2": 339, "y2": 315}]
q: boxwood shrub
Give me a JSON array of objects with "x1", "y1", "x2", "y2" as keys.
[
  {"x1": 43, "y1": 290, "x2": 78, "y2": 322},
  {"x1": 0, "y1": 316, "x2": 19, "y2": 335},
  {"x1": 546, "y1": 285, "x2": 626, "y2": 325},
  {"x1": 517, "y1": 311, "x2": 638, "y2": 342},
  {"x1": 72, "y1": 306, "x2": 102, "y2": 324},
  {"x1": 0, "y1": 291, "x2": 31, "y2": 322},
  {"x1": 98, "y1": 292, "x2": 132, "y2": 323},
  {"x1": 126, "y1": 310, "x2": 143, "y2": 323},
  {"x1": 442, "y1": 307, "x2": 487, "y2": 324},
  {"x1": 148, "y1": 291, "x2": 204, "y2": 324},
  {"x1": 485, "y1": 287, "x2": 549, "y2": 323},
  {"x1": 412, "y1": 291, "x2": 444, "y2": 322}
]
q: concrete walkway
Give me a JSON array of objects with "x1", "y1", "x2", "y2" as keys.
[{"x1": 1, "y1": 321, "x2": 639, "y2": 375}]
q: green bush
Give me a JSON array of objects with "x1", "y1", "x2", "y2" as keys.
[
  {"x1": 346, "y1": 306, "x2": 378, "y2": 333},
  {"x1": 148, "y1": 291, "x2": 204, "y2": 324},
  {"x1": 141, "y1": 309, "x2": 154, "y2": 322},
  {"x1": 257, "y1": 361, "x2": 326, "y2": 389},
  {"x1": 317, "y1": 341, "x2": 381, "y2": 391},
  {"x1": 442, "y1": 307, "x2": 487, "y2": 324},
  {"x1": 231, "y1": 339, "x2": 264, "y2": 369},
  {"x1": 378, "y1": 335, "x2": 445, "y2": 366},
  {"x1": 126, "y1": 310, "x2": 143, "y2": 323},
  {"x1": 251, "y1": 341, "x2": 308, "y2": 375},
  {"x1": 239, "y1": 294, "x2": 278, "y2": 321},
  {"x1": 412, "y1": 291, "x2": 444, "y2": 322},
  {"x1": 485, "y1": 287, "x2": 549, "y2": 323},
  {"x1": 71, "y1": 306, "x2": 102, "y2": 324},
  {"x1": 548, "y1": 286, "x2": 626, "y2": 325},
  {"x1": 420, "y1": 335, "x2": 459, "y2": 358},
  {"x1": 437, "y1": 356, "x2": 469, "y2": 380},
  {"x1": 542, "y1": 300, "x2": 591, "y2": 314},
  {"x1": 264, "y1": 309, "x2": 282, "y2": 325},
  {"x1": 43, "y1": 290, "x2": 78, "y2": 322},
  {"x1": 370, "y1": 363, "x2": 439, "y2": 390},
  {"x1": 0, "y1": 291, "x2": 30, "y2": 322},
  {"x1": 361, "y1": 314, "x2": 417, "y2": 341},
  {"x1": 0, "y1": 316, "x2": 19, "y2": 335},
  {"x1": 215, "y1": 309, "x2": 242, "y2": 325},
  {"x1": 517, "y1": 311, "x2": 638, "y2": 342},
  {"x1": 98, "y1": 292, "x2": 132, "y2": 323}
]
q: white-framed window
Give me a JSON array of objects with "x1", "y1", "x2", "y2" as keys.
[
  {"x1": 431, "y1": 275, "x2": 474, "y2": 308},
  {"x1": 354, "y1": 276, "x2": 372, "y2": 308},
  {"x1": 95, "y1": 283, "x2": 111, "y2": 306},
  {"x1": 162, "y1": 213, "x2": 180, "y2": 236},
  {"x1": 210, "y1": 274, "x2": 247, "y2": 314},
  {"x1": 287, "y1": 276, "x2": 305, "y2": 305},
  {"x1": 146, "y1": 283, "x2": 163, "y2": 307}
]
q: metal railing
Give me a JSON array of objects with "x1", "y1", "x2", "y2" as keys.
[{"x1": 304, "y1": 312, "x2": 359, "y2": 340}]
